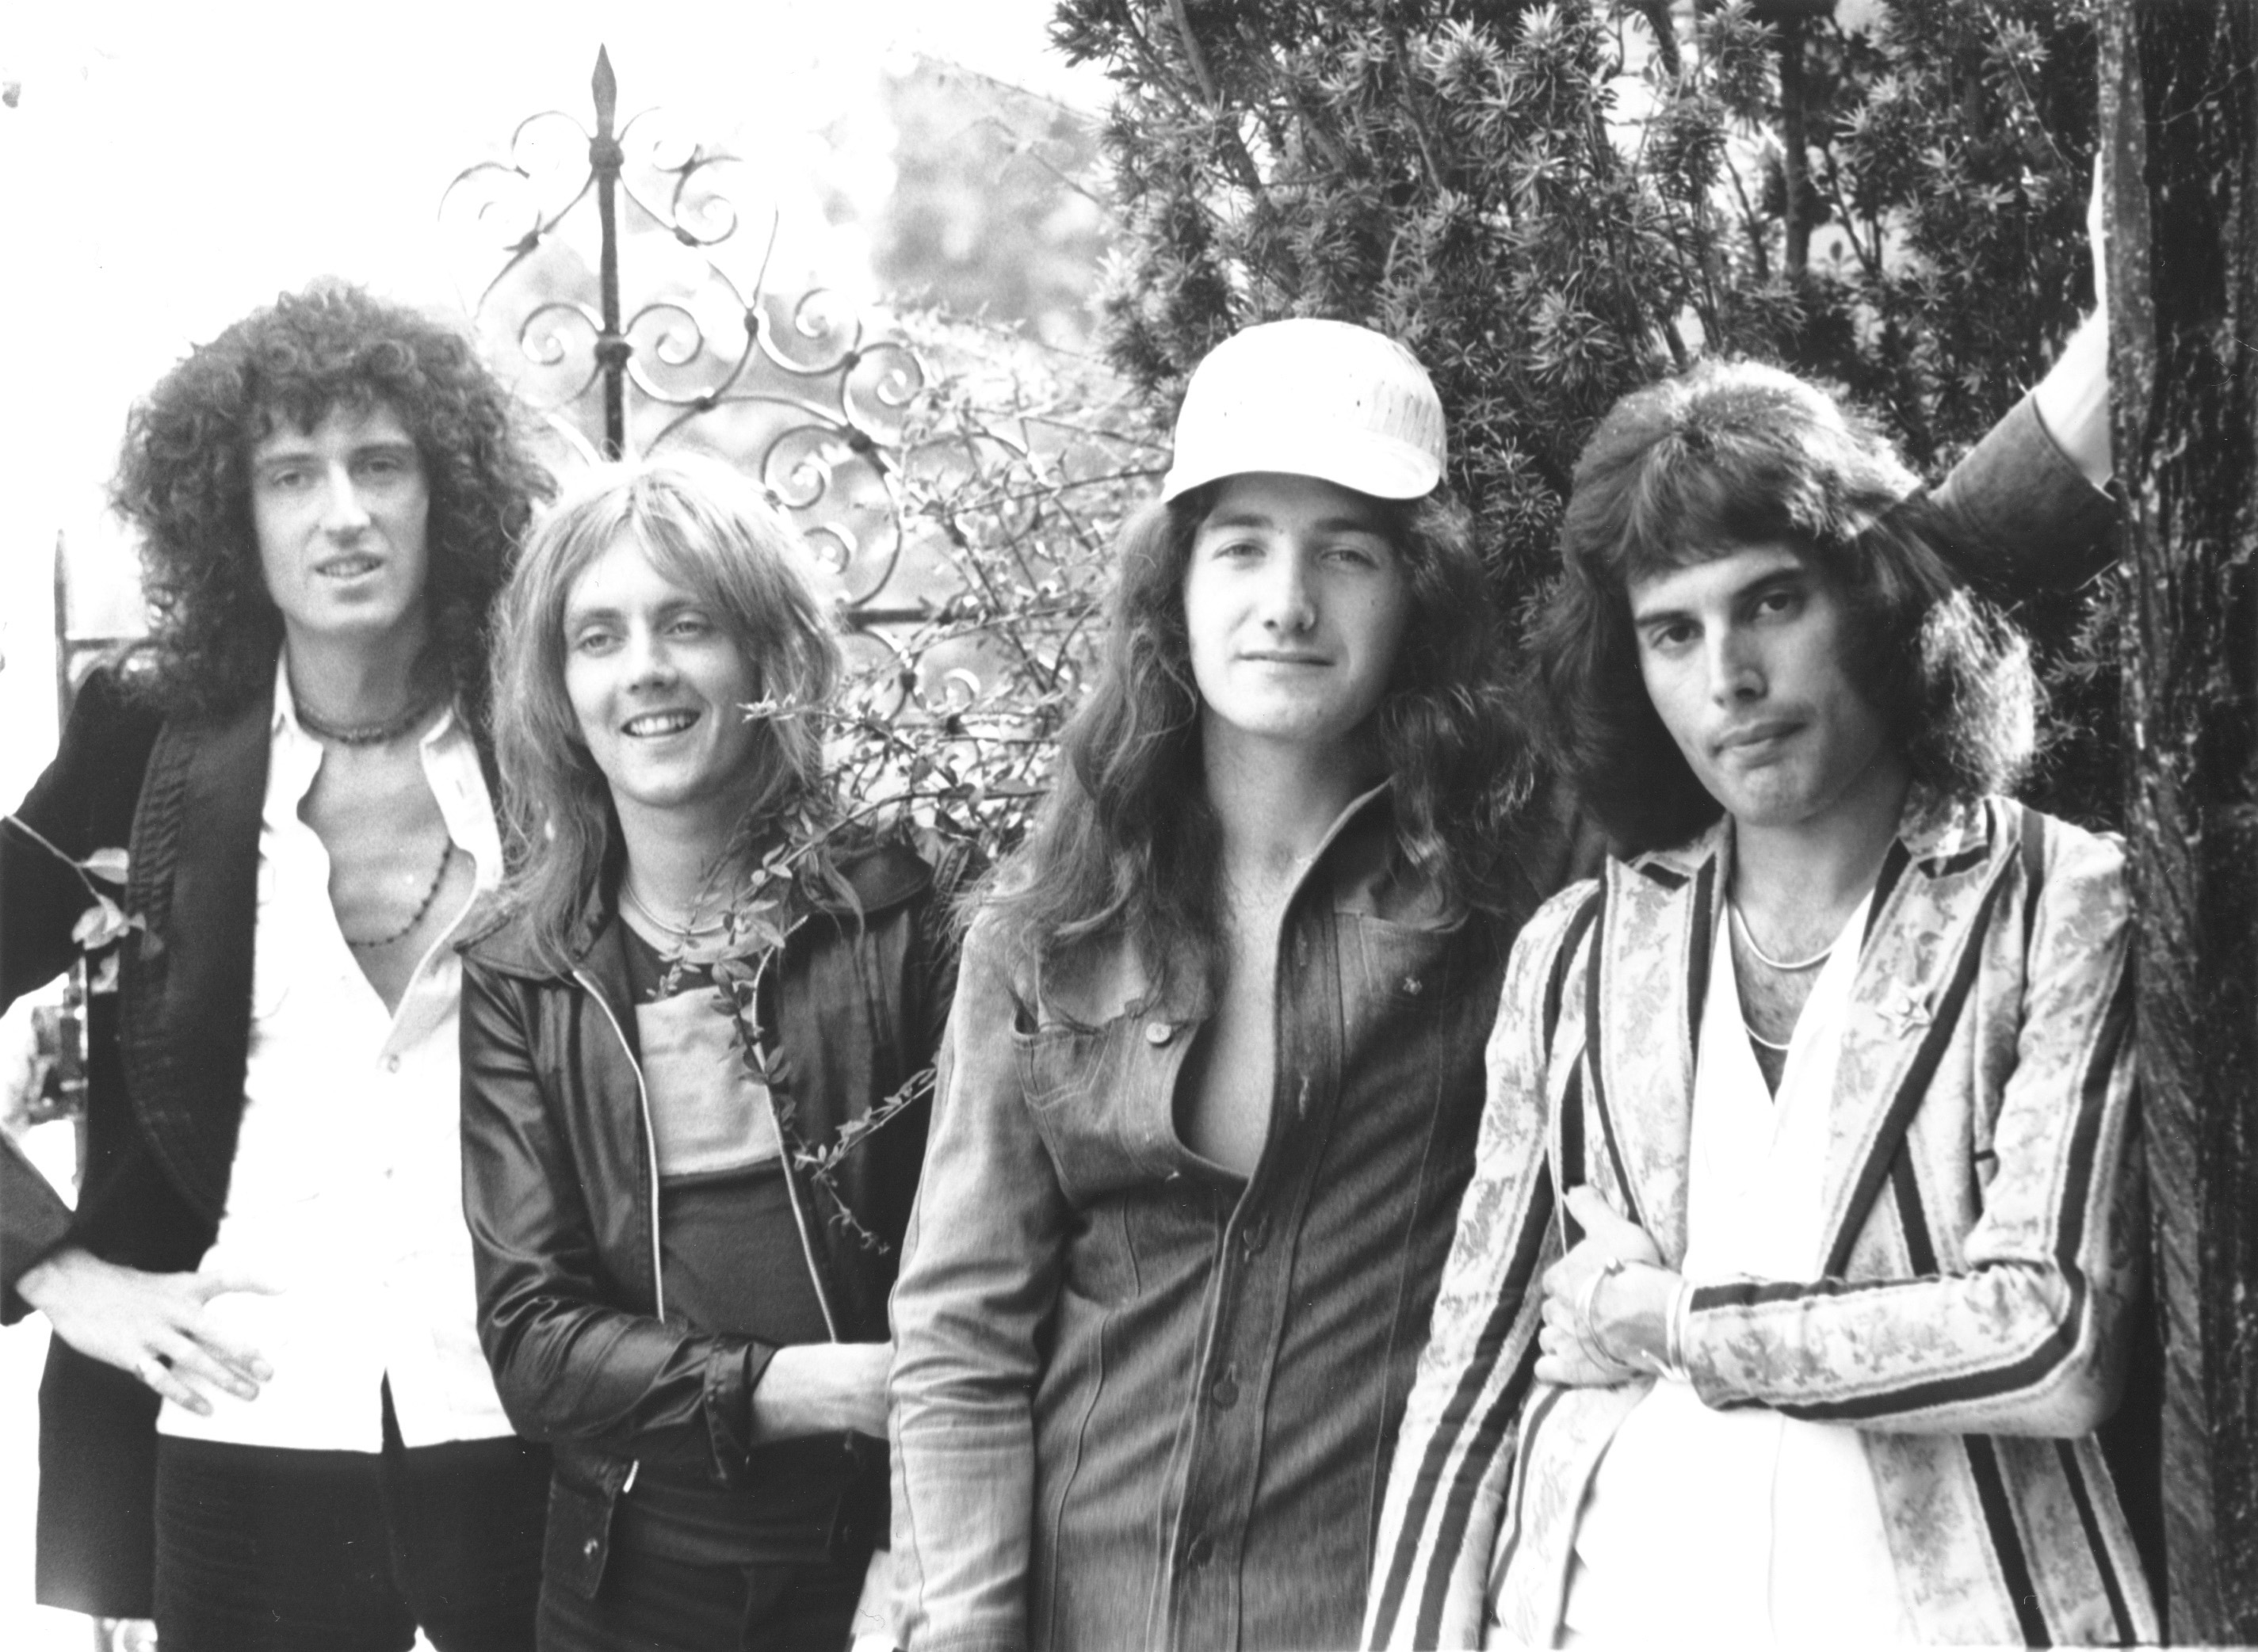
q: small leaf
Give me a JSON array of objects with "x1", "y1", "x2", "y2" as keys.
[
  {"x1": 72, "y1": 896, "x2": 132, "y2": 950},
  {"x1": 90, "y1": 953, "x2": 121, "y2": 994},
  {"x1": 80, "y1": 847, "x2": 131, "y2": 885}
]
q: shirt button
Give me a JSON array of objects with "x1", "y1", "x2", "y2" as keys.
[
  {"x1": 1240, "y1": 1221, "x2": 1267, "y2": 1256},
  {"x1": 1144, "y1": 1021, "x2": 1174, "y2": 1046},
  {"x1": 1211, "y1": 1368, "x2": 1239, "y2": 1410},
  {"x1": 384, "y1": 1055, "x2": 402, "y2": 1074}
]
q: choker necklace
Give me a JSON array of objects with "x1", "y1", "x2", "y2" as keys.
[
  {"x1": 296, "y1": 691, "x2": 441, "y2": 746},
  {"x1": 1728, "y1": 900, "x2": 1833, "y2": 973},
  {"x1": 621, "y1": 877, "x2": 729, "y2": 942}
]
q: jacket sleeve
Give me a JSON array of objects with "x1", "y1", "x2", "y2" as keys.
[
  {"x1": 885, "y1": 917, "x2": 1068, "y2": 1652},
  {"x1": 4, "y1": 667, "x2": 171, "y2": 1316},
  {"x1": 457, "y1": 954, "x2": 774, "y2": 1483},
  {"x1": 1681, "y1": 820, "x2": 2142, "y2": 1439},
  {"x1": 1364, "y1": 887, "x2": 1587, "y2": 1651},
  {"x1": 1927, "y1": 391, "x2": 2118, "y2": 593},
  {"x1": 2, "y1": 1131, "x2": 74, "y2": 1321},
  {"x1": 4, "y1": 668, "x2": 157, "y2": 1015}
]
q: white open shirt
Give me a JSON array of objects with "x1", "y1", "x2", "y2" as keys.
[{"x1": 158, "y1": 659, "x2": 514, "y2": 1452}]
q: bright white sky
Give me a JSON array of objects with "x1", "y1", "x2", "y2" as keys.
[{"x1": 0, "y1": 0, "x2": 1109, "y2": 802}]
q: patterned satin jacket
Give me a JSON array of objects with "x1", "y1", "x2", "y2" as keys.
[{"x1": 1367, "y1": 790, "x2": 2157, "y2": 1649}]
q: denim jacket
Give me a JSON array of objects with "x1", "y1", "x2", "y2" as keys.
[{"x1": 888, "y1": 786, "x2": 1552, "y2": 1652}]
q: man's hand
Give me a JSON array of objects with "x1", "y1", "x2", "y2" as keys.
[
  {"x1": 16, "y1": 1246, "x2": 273, "y2": 1415},
  {"x1": 1535, "y1": 1188, "x2": 1673, "y2": 1389},
  {"x1": 751, "y1": 1341, "x2": 891, "y2": 1440}
]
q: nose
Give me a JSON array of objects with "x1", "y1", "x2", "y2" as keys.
[
  {"x1": 319, "y1": 463, "x2": 372, "y2": 540},
  {"x1": 1706, "y1": 624, "x2": 1763, "y2": 703},
  {"x1": 622, "y1": 624, "x2": 679, "y2": 689},
  {"x1": 1260, "y1": 549, "x2": 1317, "y2": 635}
]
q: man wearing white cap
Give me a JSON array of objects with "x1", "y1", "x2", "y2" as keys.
[{"x1": 884, "y1": 315, "x2": 2117, "y2": 1652}]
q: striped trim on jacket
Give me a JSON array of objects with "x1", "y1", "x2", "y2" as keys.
[{"x1": 1365, "y1": 791, "x2": 2157, "y2": 1648}]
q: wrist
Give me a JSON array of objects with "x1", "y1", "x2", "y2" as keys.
[
  {"x1": 2031, "y1": 311, "x2": 2111, "y2": 489},
  {"x1": 1593, "y1": 1261, "x2": 1679, "y2": 1373},
  {"x1": 17, "y1": 1244, "x2": 91, "y2": 1311}
]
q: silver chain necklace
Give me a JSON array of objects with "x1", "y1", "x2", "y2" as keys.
[
  {"x1": 1728, "y1": 898, "x2": 1833, "y2": 973},
  {"x1": 621, "y1": 876, "x2": 728, "y2": 942}
]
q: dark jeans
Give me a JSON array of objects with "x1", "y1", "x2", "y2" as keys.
[
  {"x1": 151, "y1": 1391, "x2": 548, "y2": 1652},
  {"x1": 536, "y1": 1545, "x2": 863, "y2": 1652}
]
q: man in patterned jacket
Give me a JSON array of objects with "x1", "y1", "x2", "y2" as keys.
[{"x1": 1366, "y1": 359, "x2": 2155, "y2": 1648}]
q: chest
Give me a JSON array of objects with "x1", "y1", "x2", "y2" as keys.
[
  {"x1": 1178, "y1": 909, "x2": 1284, "y2": 1177},
  {"x1": 294, "y1": 746, "x2": 464, "y2": 1009}
]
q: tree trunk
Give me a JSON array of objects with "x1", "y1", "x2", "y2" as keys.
[{"x1": 2103, "y1": 1, "x2": 2258, "y2": 1640}]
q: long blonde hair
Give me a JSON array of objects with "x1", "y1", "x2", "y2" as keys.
[{"x1": 487, "y1": 456, "x2": 842, "y2": 969}]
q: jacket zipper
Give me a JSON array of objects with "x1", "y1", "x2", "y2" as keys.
[
  {"x1": 575, "y1": 960, "x2": 842, "y2": 1349},
  {"x1": 575, "y1": 967, "x2": 663, "y2": 1497}
]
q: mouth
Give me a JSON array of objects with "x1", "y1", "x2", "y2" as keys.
[
  {"x1": 1715, "y1": 719, "x2": 1800, "y2": 757},
  {"x1": 314, "y1": 553, "x2": 384, "y2": 581},
  {"x1": 621, "y1": 709, "x2": 701, "y2": 738},
  {"x1": 1240, "y1": 650, "x2": 1330, "y2": 666}
]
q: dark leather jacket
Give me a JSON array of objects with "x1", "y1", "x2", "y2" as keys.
[{"x1": 458, "y1": 841, "x2": 955, "y2": 1596}]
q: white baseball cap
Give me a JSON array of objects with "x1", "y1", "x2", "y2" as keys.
[{"x1": 1159, "y1": 318, "x2": 1447, "y2": 503}]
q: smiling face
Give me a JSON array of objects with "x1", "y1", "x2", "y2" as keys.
[
  {"x1": 561, "y1": 533, "x2": 765, "y2": 845},
  {"x1": 1182, "y1": 471, "x2": 1412, "y2": 771},
  {"x1": 1629, "y1": 540, "x2": 1908, "y2": 838},
  {"x1": 250, "y1": 401, "x2": 431, "y2": 652}
]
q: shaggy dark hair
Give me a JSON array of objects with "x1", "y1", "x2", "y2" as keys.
[
  {"x1": 1532, "y1": 359, "x2": 2038, "y2": 854},
  {"x1": 109, "y1": 281, "x2": 552, "y2": 723},
  {"x1": 980, "y1": 483, "x2": 1530, "y2": 999}
]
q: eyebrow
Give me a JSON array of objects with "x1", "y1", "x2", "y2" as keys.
[
  {"x1": 1198, "y1": 509, "x2": 1391, "y2": 535},
  {"x1": 1630, "y1": 562, "x2": 1808, "y2": 627},
  {"x1": 562, "y1": 594, "x2": 709, "y2": 628},
  {"x1": 250, "y1": 437, "x2": 418, "y2": 467}
]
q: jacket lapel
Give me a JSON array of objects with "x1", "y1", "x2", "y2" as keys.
[
  {"x1": 1587, "y1": 827, "x2": 1723, "y2": 1265},
  {"x1": 1813, "y1": 792, "x2": 2008, "y2": 1274},
  {"x1": 118, "y1": 689, "x2": 273, "y2": 1224}
]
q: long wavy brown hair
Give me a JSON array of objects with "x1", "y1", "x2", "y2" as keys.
[
  {"x1": 1532, "y1": 358, "x2": 2038, "y2": 855},
  {"x1": 109, "y1": 281, "x2": 551, "y2": 725},
  {"x1": 979, "y1": 483, "x2": 1533, "y2": 999}
]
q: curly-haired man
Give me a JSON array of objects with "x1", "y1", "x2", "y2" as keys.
[
  {"x1": 1369, "y1": 360, "x2": 2154, "y2": 1648},
  {"x1": 2, "y1": 283, "x2": 554, "y2": 1650}
]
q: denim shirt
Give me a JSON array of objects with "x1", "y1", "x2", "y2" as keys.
[{"x1": 888, "y1": 786, "x2": 1517, "y2": 1652}]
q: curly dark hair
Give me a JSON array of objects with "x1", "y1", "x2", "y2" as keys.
[
  {"x1": 980, "y1": 483, "x2": 1534, "y2": 998},
  {"x1": 110, "y1": 280, "x2": 552, "y2": 723},
  {"x1": 1532, "y1": 358, "x2": 2038, "y2": 855}
]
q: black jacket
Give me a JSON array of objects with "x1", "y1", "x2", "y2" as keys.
[
  {"x1": 2, "y1": 667, "x2": 265, "y2": 1616},
  {"x1": 458, "y1": 842, "x2": 956, "y2": 1595}
]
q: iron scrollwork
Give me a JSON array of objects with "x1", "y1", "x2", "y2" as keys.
[{"x1": 440, "y1": 47, "x2": 930, "y2": 627}]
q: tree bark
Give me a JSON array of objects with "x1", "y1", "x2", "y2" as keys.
[{"x1": 2104, "y1": 1, "x2": 2258, "y2": 1640}]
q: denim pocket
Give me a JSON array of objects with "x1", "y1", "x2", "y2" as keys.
[
  {"x1": 1017, "y1": 1020, "x2": 1171, "y2": 1208},
  {"x1": 1347, "y1": 914, "x2": 1462, "y2": 1017}
]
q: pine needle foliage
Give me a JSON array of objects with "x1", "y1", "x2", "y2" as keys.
[{"x1": 1050, "y1": 0, "x2": 2102, "y2": 654}]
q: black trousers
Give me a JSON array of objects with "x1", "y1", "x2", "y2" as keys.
[
  {"x1": 151, "y1": 1387, "x2": 548, "y2": 1652},
  {"x1": 534, "y1": 1543, "x2": 863, "y2": 1652}
]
